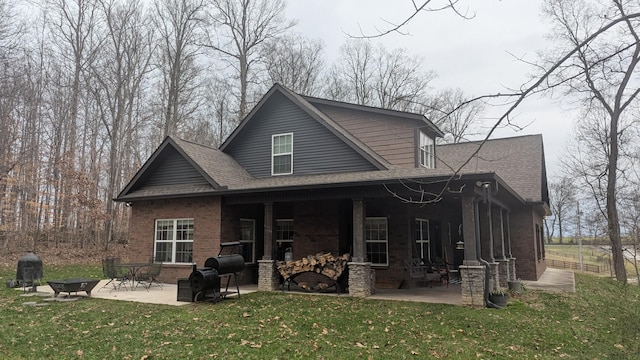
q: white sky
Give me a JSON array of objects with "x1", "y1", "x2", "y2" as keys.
[{"x1": 286, "y1": 0, "x2": 575, "y2": 179}]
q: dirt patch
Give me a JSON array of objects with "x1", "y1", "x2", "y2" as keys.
[{"x1": 0, "y1": 243, "x2": 130, "y2": 267}]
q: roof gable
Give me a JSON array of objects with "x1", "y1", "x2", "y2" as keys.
[
  {"x1": 220, "y1": 84, "x2": 389, "y2": 177},
  {"x1": 117, "y1": 136, "x2": 252, "y2": 201}
]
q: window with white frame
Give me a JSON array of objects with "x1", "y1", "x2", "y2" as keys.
[
  {"x1": 419, "y1": 131, "x2": 435, "y2": 169},
  {"x1": 415, "y1": 218, "x2": 430, "y2": 261},
  {"x1": 154, "y1": 218, "x2": 194, "y2": 263},
  {"x1": 272, "y1": 133, "x2": 293, "y2": 175},
  {"x1": 240, "y1": 219, "x2": 255, "y2": 264},
  {"x1": 275, "y1": 219, "x2": 294, "y2": 261},
  {"x1": 365, "y1": 217, "x2": 388, "y2": 266}
]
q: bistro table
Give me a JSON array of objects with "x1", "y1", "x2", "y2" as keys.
[{"x1": 114, "y1": 263, "x2": 149, "y2": 290}]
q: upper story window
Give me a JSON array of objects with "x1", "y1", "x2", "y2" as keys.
[
  {"x1": 419, "y1": 131, "x2": 435, "y2": 169},
  {"x1": 272, "y1": 133, "x2": 293, "y2": 175}
]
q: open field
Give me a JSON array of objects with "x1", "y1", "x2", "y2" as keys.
[{"x1": 1, "y1": 264, "x2": 640, "y2": 359}]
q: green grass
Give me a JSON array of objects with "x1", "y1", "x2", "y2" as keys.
[{"x1": 1, "y1": 265, "x2": 640, "y2": 359}]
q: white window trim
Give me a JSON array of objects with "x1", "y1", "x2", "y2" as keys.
[
  {"x1": 271, "y1": 132, "x2": 293, "y2": 176},
  {"x1": 275, "y1": 218, "x2": 294, "y2": 245},
  {"x1": 240, "y1": 218, "x2": 256, "y2": 264},
  {"x1": 154, "y1": 218, "x2": 194, "y2": 264},
  {"x1": 415, "y1": 218, "x2": 430, "y2": 261},
  {"x1": 419, "y1": 131, "x2": 435, "y2": 169},
  {"x1": 365, "y1": 217, "x2": 389, "y2": 266}
]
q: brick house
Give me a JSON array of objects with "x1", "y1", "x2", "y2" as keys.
[{"x1": 115, "y1": 83, "x2": 550, "y2": 306}]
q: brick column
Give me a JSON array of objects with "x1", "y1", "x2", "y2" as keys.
[
  {"x1": 258, "y1": 260, "x2": 279, "y2": 291},
  {"x1": 460, "y1": 265, "x2": 486, "y2": 307},
  {"x1": 348, "y1": 262, "x2": 374, "y2": 297}
]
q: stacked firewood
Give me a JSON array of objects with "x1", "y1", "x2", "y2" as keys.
[{"x1": 276, "y1": 252, "x2": 350, "y2": 281}]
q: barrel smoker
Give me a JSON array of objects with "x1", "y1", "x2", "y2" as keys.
[{"x1": 188, "y1": 242, "x2": 245, "y2": 302}]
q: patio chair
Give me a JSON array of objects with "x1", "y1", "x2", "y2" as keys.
[
  {"x1": 100, "y1": 257, "x2": 129, "y2": 291},
  {"x1": 137, "y1": 260, "x2": 163, "y2": 290}
]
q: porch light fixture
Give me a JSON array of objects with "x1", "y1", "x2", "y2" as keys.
[{"x1": 455, "y1": 240, "x2": 465, "y2": 250}]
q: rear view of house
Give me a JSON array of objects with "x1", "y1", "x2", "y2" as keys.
[{"x1": 116, "y1": 83, "x2": 550, "y2": 307}]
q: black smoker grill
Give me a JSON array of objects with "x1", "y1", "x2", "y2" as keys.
[
  {"x1": 189, "y1": 242, "x2": 245, "y2": 302},
  {"x1": 16, "y1": 252, "x2": 44, "y2": 290}
]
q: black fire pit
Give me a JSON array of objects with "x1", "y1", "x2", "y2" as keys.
[{"x1": 47, "y1": 278, "x2": 100, "y2": 297}]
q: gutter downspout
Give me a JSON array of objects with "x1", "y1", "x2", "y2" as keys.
[{"x1": 476, "y1": 181, "x2": 503, "y2": 309}]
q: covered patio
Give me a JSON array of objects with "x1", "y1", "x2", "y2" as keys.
[{"x1": 28, "y1": 268, "x2": 573, "y2": 306}]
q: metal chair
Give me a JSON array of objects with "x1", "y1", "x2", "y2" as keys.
[
  {"x1": 137, "y1": 260, "x2": 163, "y2": 290},
  {"x1": 100, "y1": 257, "x2": 129, "y2": 291}
]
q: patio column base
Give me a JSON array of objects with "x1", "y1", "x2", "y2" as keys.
[
  {"x1": 509, "y1": 257, "x2": 517, "y2": 280},
  {"x1": 348, "y1": 262, "x2": 374, "y2": 297},
  {"x1": 496, "y1": 258, "x2": 510, "y2": 288},
  {"x1": 460, "y1": 265, "x2": 486, "y2": 307},
  {"x1": 258, "y1": 260, "x2": 279, "y2": 291}
]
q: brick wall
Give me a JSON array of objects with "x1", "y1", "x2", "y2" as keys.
[
  {"x1": 129, "y1": 196, "x2": 222, "y2": 283},
  {"x1": 292, "y1": 200, "x2": 341, "y2": 259},
  {"x1": 509, "y1": 207, "x2": 546, "y2": 280}
]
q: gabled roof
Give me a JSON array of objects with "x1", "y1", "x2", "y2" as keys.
[
  {"x1": 116, "y1": 84, "x2": 547, "y2": 206},
  {"x1": 220, "y1": 83, "x2": 390, "y2": 170},
  {"x1": 302, "y1": 95, "x2": 444, "y2": 137},
  {"x1": 116, "y1": 136, "x2": 253, "y2": 201},
  {"x1": 437, "y1": 134, "x2": 549, "y2": 203}
]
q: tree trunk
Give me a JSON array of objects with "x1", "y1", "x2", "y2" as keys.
[{"x1": 607, "y1": 113, "x2": 626, "y2": 282}]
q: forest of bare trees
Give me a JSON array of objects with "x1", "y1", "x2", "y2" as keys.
[{"x1": 0, "y1": 0, "x2": 483, "y2": 253}]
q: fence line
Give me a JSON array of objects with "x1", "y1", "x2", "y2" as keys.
[{"x1": 545, "y1": 259, "x2": 611, "y2": 273}]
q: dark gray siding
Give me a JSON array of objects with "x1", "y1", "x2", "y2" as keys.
[
  {"x1": 224, "y1": 92, "x2": 377, "y2": 178},
  {"x1": 136, "y1": 146, "x2": 210, "y2": 189}
]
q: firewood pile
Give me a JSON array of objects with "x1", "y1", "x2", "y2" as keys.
[{"x1": 277, "y1": 252, "x2": 350, "y2": 282}]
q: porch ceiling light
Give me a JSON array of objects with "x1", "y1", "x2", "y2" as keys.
[{"x1": 456, "y1": 240, "x2": 465, "y2": 250}]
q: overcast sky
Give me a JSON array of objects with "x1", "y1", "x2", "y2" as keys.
[{"x1": 285, "y1": 0, "x2": 574, "y2": 179}]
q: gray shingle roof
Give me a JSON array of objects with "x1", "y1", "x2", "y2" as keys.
[
  {"x1": 116, "y1": 86, "x2": 547, "y2": 204},
  {"x1": 152, "y1": 134, "x2": 546, "y2": 204},
  {"x1": 437, "y1": 134, "x2": 547, "y2": 202}
]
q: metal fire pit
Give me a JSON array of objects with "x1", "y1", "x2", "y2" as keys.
[{"x1": 47, "y1": 278, "x2": 100, "y2": 297}]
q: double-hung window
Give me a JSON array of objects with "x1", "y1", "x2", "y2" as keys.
[
  {"x1": 419, "y1": 131, "x2": 435, "y2": 169},
  {"x1": 272, "y1": 133, "x2": 293, "y2": 175},
  {"x1": 154, "y1": 218, "x2": 194, "y2": 263},
  {"x1": 240, "y1": 219, "x2": 255, "y2": 264},
  {"x1": 365, "y1": 217, "x2": 388, "y2": 266},
  {"x1": 415, "y1": 218, "x2": 430, "y2": 261},
  {"x1": 275, "y1": 219, "x2": 294, "y2": 261}
]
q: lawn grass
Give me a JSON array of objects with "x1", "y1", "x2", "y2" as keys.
[{"x1": 1, "y1": 265, "x2": 640, "y2": 359}]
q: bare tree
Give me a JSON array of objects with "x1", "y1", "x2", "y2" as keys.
[
  {"x1": 261, "y1": 33, "x2": 325, "y2": 96},
  {"x1": 542, "y1": 0, "x2": 640, "y2": 281},
  {"x1": 425, "y1": 88, "x2": 485, "y2": 143},
  {"x1": 203, "y1": 0, "x2": 296, "y2": 121},
  {"x1": 92, "y1": 0, "x2": 155, "y2": 249},
  {"x1": 152, "y1": 0, "x2": 206, "y2": 138},
  {"x1": 325, "y1": 39, "x2": 435, "y2": 112},
  {"x1": 545, "y1": 176, "x2": 577, "y2": 244},
  {"x1": 356, "y1": 0, "x2": 640, "y2": 282}
]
